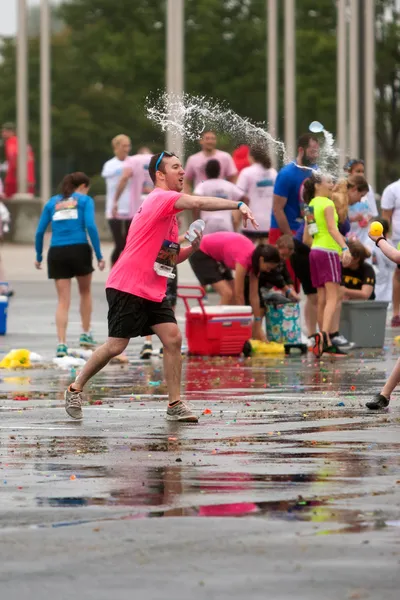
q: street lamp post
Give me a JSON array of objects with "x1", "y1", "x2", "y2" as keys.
[
  {"x1": 40, "y1": 0, "x2": 51, "y2": 203},
  {"x1": 364, "y1": 0, "x2": 376, "y2": 189},
  {"x1": 337, "y1": 0, "x2": 347, "y2": 173},
  {"x1": 166, "y1": 0, "x2": 184, "y2": 161},
  {"x1": 349, "y1": 0, "x2": 359, "y2": 158},
  {"x1": 284, "y1": 0, "x2": 296, "y2": 158},
  {"x1": 267, "y1": 0, "x2": 278, "y2": 167},
  {"x1": 17, "y1": 0, "x2": 28, "y2": 194}
]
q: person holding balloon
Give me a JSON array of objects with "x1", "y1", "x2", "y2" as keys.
[{"x1": 367, "y1": 221, "x2": 400, "y2": 410}]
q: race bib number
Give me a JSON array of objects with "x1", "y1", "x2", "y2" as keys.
[
  {"x1": 53, "y1": 198, "x2": 78, "y2": 221},
  {"x1": 154, "y1": 240, "x2": 180, "y2": 279}
]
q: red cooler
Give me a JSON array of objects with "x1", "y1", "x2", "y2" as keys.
[{"x1": 178, "y1": 286, "x2": 252, "y2": 356}]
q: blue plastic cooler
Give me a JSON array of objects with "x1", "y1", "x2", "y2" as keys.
[{"x1": 0, "y1": 283, "x2": 9, "y2": 335}]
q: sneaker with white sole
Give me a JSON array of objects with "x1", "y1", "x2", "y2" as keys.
[
  {"x1": 331, "y1": 334, "x2": 355, "y2": 348},
  {"x1": 64, "y1": 385, "x2": 83, "y2": 420},
  {"x1": 166, "y1": 401, "x2": 198, "y2": 423}
]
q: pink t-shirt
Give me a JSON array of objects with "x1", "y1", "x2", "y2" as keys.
[
  {"x1": 200, "y1": 231, "x2": 254, "y2": 271},
  {"x1": 194, "y1": 178, "x2": 243, "y2": 234},
  {"x1": 124, "y1": 155, "x2": 149, "y2": 217},
  {"x1": 185, "y1": 150, "x2": 237, "y2": 188},
  {"x1": 106, "y1": 188, "x2": 182, "y2": 301},
  {"x1": 133, "y1": 153, "x2": 153, "y2": 203}
]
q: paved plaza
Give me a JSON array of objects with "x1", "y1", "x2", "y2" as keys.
[{"x1": 0, "y1": 244, "x2": 400, "y2": 599}]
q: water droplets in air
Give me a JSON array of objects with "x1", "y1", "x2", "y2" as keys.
[
  {"x1": 146, "y1": 91, "x2": 287, "y2": 161},
  {"x1": 146, "y1": 92, "x2": 341, "y2": 176}
]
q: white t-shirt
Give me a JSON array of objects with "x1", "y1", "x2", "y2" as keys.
[
  {"x1": 381, "y1": 179, "x2": 400, "y2": 243},
  {"x1": 194, "y1": 178, "x2": 243, "y2": 235},
  {"x1": 365, "y1": 237, "x2": 395, "y2": 302},
  {"x1": 101, "y1": 156, "x2": 131, "y2": 219},
  {"x1": 236, "y1": 163, "x2": 277, "y2": 232}
]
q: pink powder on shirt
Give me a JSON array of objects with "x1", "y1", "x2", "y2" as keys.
[
  {"x1": 200, "y1": 231, "x2": 255, "y2": 271},
  {"x1": 185, "y1": 150, "x2": 237, "y2": 188},
  {"x1": 106, "y1": 188, "x2": 182, "y2": 301}
]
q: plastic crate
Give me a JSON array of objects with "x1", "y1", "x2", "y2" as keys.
[{"x1": 339, "y1": 300, "x2": 388, "y2": 348}]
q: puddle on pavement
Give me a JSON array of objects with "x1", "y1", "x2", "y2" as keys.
[{"x1": 1, "y1": 354, "x2": 400, "y2": 532}]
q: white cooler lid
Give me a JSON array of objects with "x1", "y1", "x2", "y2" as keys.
[{"x1": 190, "y1": 305, "x2": 252, "y2": 315}]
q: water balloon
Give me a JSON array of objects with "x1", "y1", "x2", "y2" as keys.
[{"x1": 309, "y1": 121, "x2": 324, "y2": 133}]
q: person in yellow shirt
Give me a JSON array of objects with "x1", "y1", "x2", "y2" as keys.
[{"x1": 303, "y1": 173, "x2": 351, "y2": 357}]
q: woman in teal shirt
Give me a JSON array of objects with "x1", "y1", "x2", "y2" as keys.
[{"x1": 303, "y1": 173, "x2": 351, "y2": 357}]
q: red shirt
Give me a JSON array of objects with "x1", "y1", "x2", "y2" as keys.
[{"x1": 4, "y1": 136, "x2": 35, "y2": 197}]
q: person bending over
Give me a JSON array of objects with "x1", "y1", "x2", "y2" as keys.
[{"x1": 189, "y1": 231, "x2": 281, "y2": 341}]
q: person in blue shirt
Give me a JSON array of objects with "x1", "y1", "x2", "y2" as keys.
[
  {"x1": 35, "y1": 172, "x2": 105, "y2": 358},
  {"x1": 270, "y1": 133, "x2": 320, "y2": 242}
]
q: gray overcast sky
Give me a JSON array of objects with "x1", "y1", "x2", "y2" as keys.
[{"x1": 0, "y1": 0, "x2": 61, "y2": 37}]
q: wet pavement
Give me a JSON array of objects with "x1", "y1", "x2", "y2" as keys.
[{"x1": 1, "y1": 281, "x2": 400, "y2": 599}]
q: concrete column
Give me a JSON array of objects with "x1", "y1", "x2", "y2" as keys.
[
  {"x1": 337, "y1": 0, "x2": 347, "y2": 172},
  {"x1": 17, "y1": 0, "x2": 28, "y2": 194},
  {"x1": 364, "y1": 0, "x2": 376, "y2": 189},
  {"x1": 267, "y1": 0, "x2": 278, "y2": 167},
  {"x1": 349, "y1": 0, "x2": 359, "y2": 158},
  {"x1": 40, "y1": 0, "x2": 51, "y2": 203},
  {"x1": 166, "y1": 0, "x2": 184, "y2": 161},
  {"x1": 284, "y1": 0, "x2": 296, "y2": 158}
]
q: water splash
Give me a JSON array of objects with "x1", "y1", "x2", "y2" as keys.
[
  {"x1": 146, "y1": 92, "x2": 340, "y2": 176},
  {"x1": 308, "y1": 121, "x2": 340, "y2": 177},
  {"x1": 146, "y1": 92, "x2": 287, "y2": 162}
]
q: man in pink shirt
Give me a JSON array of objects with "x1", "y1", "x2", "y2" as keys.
[
  {"x1": 64, "y1": 151, "x2": 257, "y2": 423},
  {"x1": 184, "y1": 130, "x2": 237, "y2": 204}
]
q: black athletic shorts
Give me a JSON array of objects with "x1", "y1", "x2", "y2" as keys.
[
  {"x1": 189, "y1": 250, "x2": 233, "y2": 286},
  {"x1": 241, "y1": 230, "x2": 269, "y2": 242},
  {"x1": 290, "y1": 240, "x2": 317, "y2": 296},
  {"x1": 166, "y1": 267, "x2": 178, "y2": 307},
  {"x1": 47, "y1": 243, "x2": 94, "y2": 280},
  {"x1": 106, "y1": 288, "x2": 177, "y2": 339}
]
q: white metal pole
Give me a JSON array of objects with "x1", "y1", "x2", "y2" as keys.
[
  {"x1": 349, "y1": 0, "x2": 359, "y2": 158},
  {"x1": 40, "y1": 0, "x2": 51, "y2": 203},
  {"x1": 284, "y1": 0, "x2": 296, "y2": 159},
  {"x1": 364, "y1": 0, "x2": 376, "y2": 189},
  {"x1": 166, "y1": 0, "x2": 184, "y2": 161},
  {"x1": 17, "y1": 0, "x2": 28, "y2": 194},
  {"x1": 267, "y1": 0, "x2": 278, "y2": 167},
  {"x1": 337, "y1": 0, "x2": 347, "y2": 174}
]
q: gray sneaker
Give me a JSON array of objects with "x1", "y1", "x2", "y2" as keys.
[
  {"x1": 166, "y1": 401, "x2": 198, "y2": 423},
  {"x1": 64, "y1": 385, "x2": 83, "y2": 420}
]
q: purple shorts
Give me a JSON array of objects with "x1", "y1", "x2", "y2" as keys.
[{"x1": 309, "y1": 249, "x2": 341, "y2": 288}]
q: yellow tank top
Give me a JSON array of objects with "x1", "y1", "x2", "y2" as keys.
[{"x1": 309, "y1": 196, "x2": 342, "y2": 254}]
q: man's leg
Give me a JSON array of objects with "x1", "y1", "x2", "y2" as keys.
[
  {"x1": 108, "y1": 219, "x2": 125, "y2": 267},
  {"x1": 304, "y1": 293, "x2": 318, "y2": 337},
  {"x1": 151, "y1": 322, "x2": 197, "y2": 423},
  {"x1": 392, "y1": 268, "x2": 400, "y2": 325},
  {"x1": 366, "y1": 357, "x2": 400, "y2": 410},
  {"x1": 65, "y1": 337, "x2": 129, "y2": 419}
]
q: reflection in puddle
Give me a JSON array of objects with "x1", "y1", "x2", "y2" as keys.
[{"x1": 1, "y1": 352, "x2": 399, "y2": 535}]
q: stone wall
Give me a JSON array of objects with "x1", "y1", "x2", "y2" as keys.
[{"x1": 5, "y1": 196, "x2": 112, "y2": 244}]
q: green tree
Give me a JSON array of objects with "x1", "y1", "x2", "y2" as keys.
[{"x1": 0, "y1": 0, "x2": 400, "y2": 192}]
